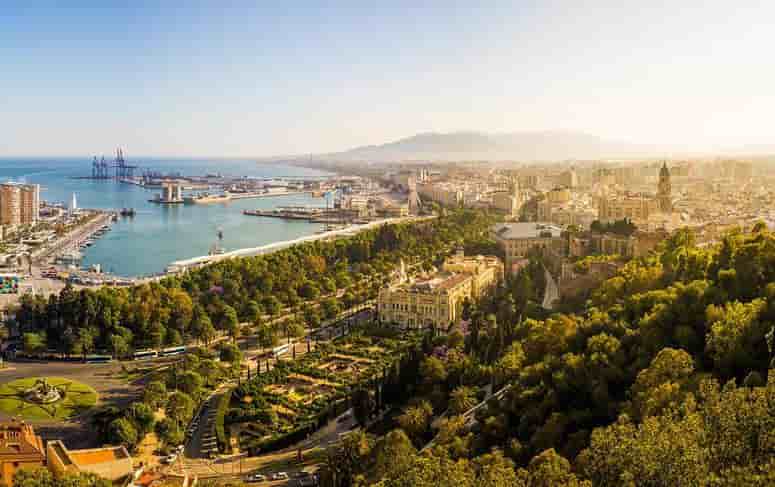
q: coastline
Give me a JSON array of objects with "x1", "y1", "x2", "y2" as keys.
[{"x1": 165, "y1": 215, "x2": 431, "y2": 275}]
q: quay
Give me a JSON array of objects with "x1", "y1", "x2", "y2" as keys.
[
  {"x1": 166, "y1": 215, "x2": 432, "y2": 274},
  {"x1": 243, "y1": 205, "x2": 365, "y2": 223},
  {"x1": 33, "y1": 211, "x2": 116, "y2": 264}
]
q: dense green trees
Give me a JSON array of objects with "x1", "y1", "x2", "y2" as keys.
[
  {"x1": 322, "y1": 225, "x2": 775, "y2": 486},
  {"x1": 13, "y1": 468, "x2": 110, "y2": 487},
  {"x1": 13, "y1": 210, "x2": 496, "y2": 355}
]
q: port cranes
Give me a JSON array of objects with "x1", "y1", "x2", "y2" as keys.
[
  {"x1": 91, "y1": 148, "x2": 138, "y2": 179},
  {"x1": 91, "y1": 156, "x2": 110, "y2": 179},
  {"x1": 113, "y1": 148, "x2": 138, "y2": 179}
]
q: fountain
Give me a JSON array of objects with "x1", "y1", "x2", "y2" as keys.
[{"x1": 24, "y1": 378, "x2": 63, "y2": 404}]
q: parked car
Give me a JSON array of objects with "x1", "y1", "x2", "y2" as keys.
[
  {"x1": 271, "y1": 472, "x2": 289, "y2": 480},
  {"x1": 162, "y1": 453, "x2": 178, "y2": 464},
  {"x1": 245, "y1": 473, "x2": 266, "y2": 483}
]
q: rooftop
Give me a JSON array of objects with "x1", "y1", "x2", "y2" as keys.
[
  {"x1": 69, "y1": 447, "x2": 129, "y2": 466},
  {"x1": 493, "y1": 222, "x2": 563, "y2": 240}
]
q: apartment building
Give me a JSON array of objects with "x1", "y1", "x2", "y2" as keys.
[{"x1": 0, "y1": 183, "x2": 40, "y2": 226}]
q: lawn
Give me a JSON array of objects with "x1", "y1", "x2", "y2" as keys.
[{"x1": 0, "y1": 377, "x2": 98, "y2": 421}]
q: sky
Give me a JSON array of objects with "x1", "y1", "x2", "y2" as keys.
[{"x1": 2, "y1": 1, "x2": 775, "y2": 157}]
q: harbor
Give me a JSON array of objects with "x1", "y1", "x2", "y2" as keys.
[{"x1": 0, "y1": 155, "x2": 418, "y2": 279}]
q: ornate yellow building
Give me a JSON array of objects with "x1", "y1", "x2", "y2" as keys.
[{"x1": 378, "y1": 251, "x2": 502, "y2": 329}]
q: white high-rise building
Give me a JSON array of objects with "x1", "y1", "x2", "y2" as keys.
[{"x1": 70, "y1": 193, "x2": 78, "y2": 213}]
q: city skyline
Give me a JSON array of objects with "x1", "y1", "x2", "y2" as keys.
[{"x1": 3, "y1": 2, "x2": 775, "y2": 158}]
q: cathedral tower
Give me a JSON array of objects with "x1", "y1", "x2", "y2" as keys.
[{"x1": 658, "y1": 162, "x2": 672, "y2": 213}]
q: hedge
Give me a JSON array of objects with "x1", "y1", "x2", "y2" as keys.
[
  {"x1": 246, "y1": 397, "x2": 350, "y2": 455},
  {"x1": 214, "y1": 388, "x2": 233, "y2": 453}
]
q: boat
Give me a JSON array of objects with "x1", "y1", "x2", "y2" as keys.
[{"x1": 120, "y1": 208, "x2": 136, "y2": 217}]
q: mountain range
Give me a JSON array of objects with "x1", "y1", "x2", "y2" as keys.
[{"x1": 318, "y1": 131, "x2": 661, "y2": 162}]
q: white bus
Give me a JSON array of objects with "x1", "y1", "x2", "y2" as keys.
[
  {"x1": 160, "y1": 346, "x2": 186, "y2": 357},
  {"x1": 272, "y1": 344, "x2": 290, "y2": 359},
  {"x1": 133, "y1": 349, "x2": 159, "y2": 360}
]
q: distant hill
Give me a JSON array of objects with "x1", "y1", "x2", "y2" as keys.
[{"x1": 320, "y1": 131, "x2": 660, "y2": 162}]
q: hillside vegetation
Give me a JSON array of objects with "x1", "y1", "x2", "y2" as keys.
[{"x1": 321, "y1": 225, "x2": 775, "y2": 486}]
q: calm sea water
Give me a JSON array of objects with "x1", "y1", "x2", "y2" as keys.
[{"x1": 0, "y1": 158, "x2": 330, "y2": 277}]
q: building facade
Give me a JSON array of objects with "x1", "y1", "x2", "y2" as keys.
[
  {"x1": 492, "y1": 222, "x2": 565, "y2": 273},
  {"x1": 0, "y1": 183, "x2": 40, "y2": 226},
  {"x1": 377, "y1": 252, "x2": 502, "y2": 329},
  {"x1": 0, "y1": 421, "x2": 46, "y2": 486},
  {"x1": 597, "y1": 194, "x2": 659, "y2": 223},
  {"x1": 47, "y1": 441, "x2": 133, "y2": 483}
]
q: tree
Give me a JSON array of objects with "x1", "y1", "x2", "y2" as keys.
[
  {"x1": 166, "y1": 391, "x2": 195, "y2": 426},
  {"x1": 420, "y1": 356, "x2": 448, "y2": 385},
  {"x1": 474, "y1": 449, "x2": 524, "y2": 487},
  {"x1": 155, "y1": 417, "x2": 185, "y2": 447},
  {"x1": 263, "y1": 296, "x2": 282, "y2": 316},
  {"x1": 628, "y1": 348, "x2": 694, "y2": 420},
  {"x1": 448, "y1": 386, "x2": 477, "y2": 415},
  {"x1": 198, "y1": 358, "x2": 222, "y2": 386},
  {"x1": 320, "y1": 430, "x2": 374, "y2": 487},
  {"x1": 219, "y1": 342, "x2": 243, "y2": 365},
  {"x1": 192, "y1": 310, "x2": 216, "y2": 345},
  {"x1": 375, "y1": 452, "x2": 475, "y2": 487},
  {"x1": 128, "y1": 402, "x2": 156, "y2": 436},
  {"x1": 178, "y1": 371, "x2": 204, "y2": 397},
  {"x1": 372, "y1": 429, "x2": 417, "y2": 482},
  {"x1": 397, "y1": 400, "x2": 433, "y2": 445},
  {"x1": 245, "y1": 300, "x2": 263, "y2": 323},
  {"x1": 109, "y1": 334, "x2": 130, "y2": 359},
  {"x1": 299, "y1": 281, "x2": 321, "y2": 300},
  {"x1": 705, "y1": 299, "x2": 767, "y2": 378},
  {"x1": 143, "y1": 381, "x2": 168, "y2": 409},
  {"x1": 321, "y1": 297, "x2": 341, "y2": 320},
  {"x1": 13, "y1": 467, "x2": 111, "y2": 487},
  {"x1": 527, "y1": 449, "x2": 590, "y2": 487},
  {"x1": 108, "y1": 417, "x2": 139, "y2": 449},
  {"x1": 352, "y1": 388, "x2": 375, "y2": 426},
  {"x1": 494, "y1": 342, "x2": 525, "y2": 386},
  {"x1": 255, "y1": 324, "x2": 279, "y2": 349},
  {"x1": 23, "y1": 332, "x2": 46, "y2": 355},
  {"x1": 221, "y1": 304, "x2": 240, "y2": 342}
]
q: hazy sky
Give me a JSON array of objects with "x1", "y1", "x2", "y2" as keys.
[{"x1": 2, "y1": 1, "x2": 774, "y2": 157}]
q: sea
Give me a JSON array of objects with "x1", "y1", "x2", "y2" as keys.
[{"x1": 0, "y1": 158, "x2": 331, "y2": 277}]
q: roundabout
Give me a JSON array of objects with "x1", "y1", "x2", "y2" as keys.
[{"x1": 0, "y1": 377, "x2": 98, "y2": 421}]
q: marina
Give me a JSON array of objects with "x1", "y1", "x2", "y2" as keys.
[{"x1": 1, "y1": 157, "x2": 332, "y2": 277}]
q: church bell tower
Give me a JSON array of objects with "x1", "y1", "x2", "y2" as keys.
[{"x1": 658, "y1": 162, "x2": 672, "y2": 213}]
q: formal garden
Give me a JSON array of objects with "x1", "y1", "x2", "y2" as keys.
[
  {"x1": 224, "y1": 325, "x2": 424, "y2": 454},
  {"x1": 0, "y1": 377, "x2": 98, "y2": 421}
]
